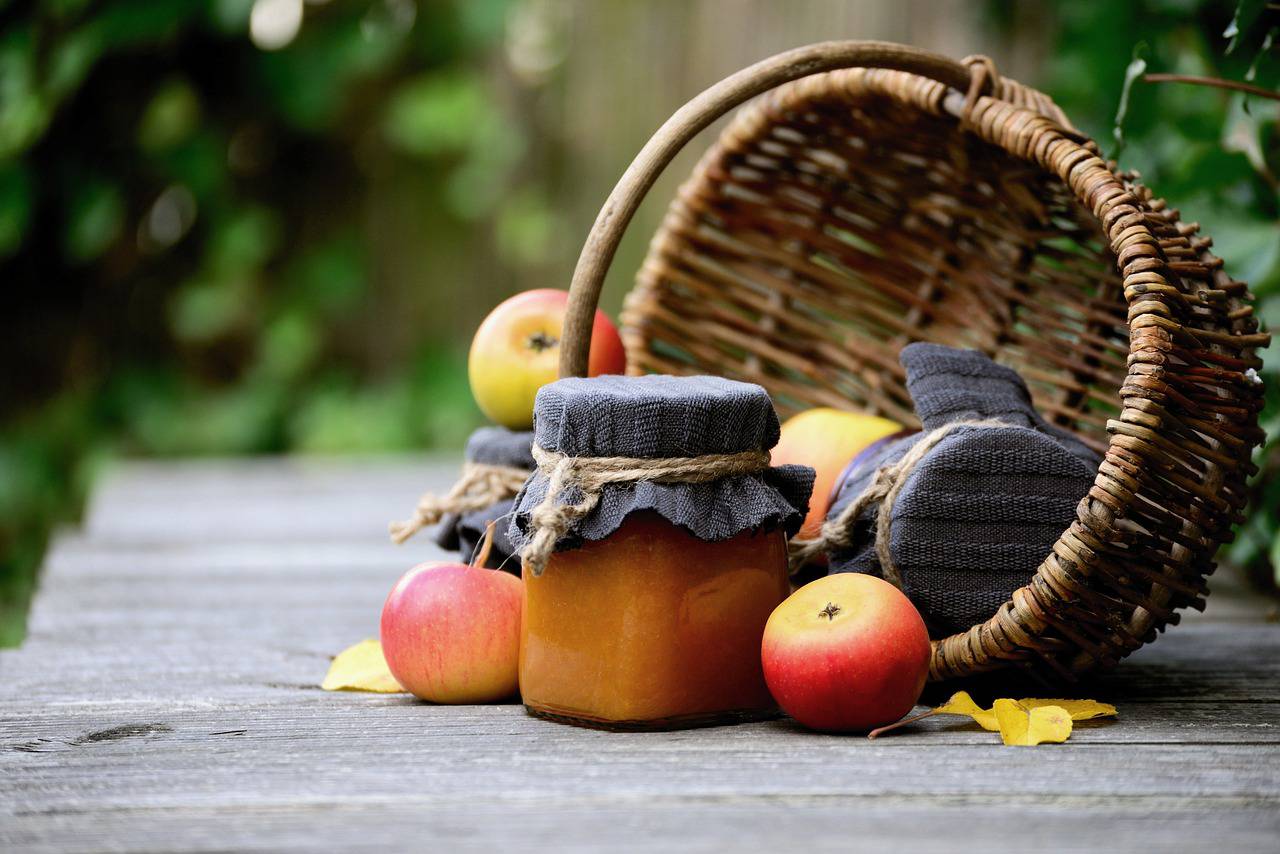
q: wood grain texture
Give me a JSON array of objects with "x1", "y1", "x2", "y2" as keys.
[{"x1": 2, "y1": 457, "x2": 1278, "y2": 852}]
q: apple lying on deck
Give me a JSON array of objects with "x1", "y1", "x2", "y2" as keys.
[
  {"x1": 771, "y1": 408, "x2": 903, "y2": 541},
  {"x1": 761, "y1": 573, "x2": 931, "y2": 732},
  {"x1": 380, "y1": 562, "x2": 523, "y2": 703},
  {"x1": 468, "y1": 288, "x2": 626, "y2": 430}
]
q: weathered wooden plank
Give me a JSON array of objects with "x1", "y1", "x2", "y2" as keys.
[
  {"x1": 5, "y1": 627, "x2": 1280, "y2": 714},
  {"x1": 39, "y1": 537, "x2": 422, "y2": 579},
  {"x1": 29, "y1": 563, "x2": 1276, "y2": 658},
  {"x1": 86, "y1": 456, "x2": 455, "y2": 504},
  {"x1": 80, "y1": 456, "x2": 461, "y2": 545},
  {"x1": 2, "y1": 705, "x2": 1277, "y2": 804},
  {"x1": 0, "y1": 689, "x2": 1276, "y2": 750},
  {"x1": 4, "y1": 800, "x2": 1275, "y2": 854}
]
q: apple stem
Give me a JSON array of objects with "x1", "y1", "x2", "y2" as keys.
[
  {"x1": 472, "y1": 521, "x2": 497, "y2": 569},
  {"x1": 867, "y1": 708, "x2": 939, "y2": 740}
]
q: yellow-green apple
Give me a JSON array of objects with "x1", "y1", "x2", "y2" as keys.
[
  {"x1": 380, "y1": 562, "x2": 523, "y2": 703},
  {"x1": 469, "y1": 288, "x2": 626, "y2": 429},
  {"x1": 772, "y1": 408, "x2": 903, "y2": 541},
  {"x1": 761, "y1": 573, "x2": 930, "y2": 732}
]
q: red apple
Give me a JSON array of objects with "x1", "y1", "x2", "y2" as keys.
[
  {"x1": 380, "y1": 562, "x2": 523, "y2": 703},
  {"x1": 469, "y1": 288, "x2": 626, "y2": 429},
  {"x1": 772, "y1": 408, "x2": 903, "y2": 541},
  {"x1": 761, "y1": 573, "x2": 931, "y2": 732}
]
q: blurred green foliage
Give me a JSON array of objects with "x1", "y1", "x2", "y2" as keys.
[
  {"x1": 1022, "y1": 0, "x2": 1279, "y2": 591},
  {"x1": 0, "y1": 0, "x2": 536, "y2": 644}
]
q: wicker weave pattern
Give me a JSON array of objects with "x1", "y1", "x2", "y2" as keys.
[{"x1": 619, "y1": 62, "x2": 1268, "y2": 685}]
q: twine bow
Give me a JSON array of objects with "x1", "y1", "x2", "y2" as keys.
[
  {"x1": 389, "y1": 462, "x2": 531, "y2": 545},
  {"x1": 787, "y1": 419, "x2": 1011, "y2": 583},
  {"x1": 520, "y1": 444, "x2": 771, "y2": 576}
]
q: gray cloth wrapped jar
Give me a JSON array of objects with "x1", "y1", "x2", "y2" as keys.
[
  {"x1": 824, "y1": 343, "x2": 1100, "y2": 637},
  {"x1": 508, "y1": 374, "x2": 814, "y2": 561},
  {"x1": 434, "y1": 426, "x2": 534, "y2": 571}
]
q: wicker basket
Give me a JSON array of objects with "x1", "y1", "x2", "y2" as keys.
[{"x1": 555, "y1": 42, "x2": 1269, "y2": 687}]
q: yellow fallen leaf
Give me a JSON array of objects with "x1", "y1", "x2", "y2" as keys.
[
  {"x1": 994, "y1": 699, "x2": 1072, "y2": 746},
  {"x1": 867, "y1": 691, "x2": 1116, "y2": 741},
  {"x1": 934, "y1": 691, "x2": 1000, "y2": 731},
  {"x1": 322, "y1": 639, "x2": 405, "y2": 693},
  {"x1": 935, "y1": 693, "x2": 1117, "y2": 731},
  {"x1": 1018, "y1": 697, "x2": 1117, "y2": 721}
]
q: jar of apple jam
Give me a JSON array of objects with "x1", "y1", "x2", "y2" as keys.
[{"x1": 509, "y1": 375, "x2": 814, "y2": 730}]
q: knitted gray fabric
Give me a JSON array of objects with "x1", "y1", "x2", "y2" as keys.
[
  {"x1": 434, "y1": 426, "x2": 534, "y2": 572},
  {"x1": 508, "y1": 374, "x2": 814, "y2": 554},
  {"x1": 826, "y1": 343, "x2": 1100, "y2": 637},
  {"x1": 465, "y1": 425, "x2": 538, "y2": 470}
]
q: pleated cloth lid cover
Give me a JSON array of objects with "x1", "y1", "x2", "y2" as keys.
[
  {"x1": 434, "y1": 425, "x2": 534, "y2": 571},
  {"x1": 826, "y1": 343, "x2": 1101, "y2": 637},
  {"x1": 508, "y1": 374, "x2": 814, "y2": 554}
]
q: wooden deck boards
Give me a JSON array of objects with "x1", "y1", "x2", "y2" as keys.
[{"x1": 2, "y1": 457, "x2": 1278, "y2": 852}]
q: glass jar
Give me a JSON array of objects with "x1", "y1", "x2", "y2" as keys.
[
  {"x1": 508, "y1": 374, "x2": 814, "y2": 731},
  {"x1": 520, "y1": 511, "x2": 790, "y2": 730}
]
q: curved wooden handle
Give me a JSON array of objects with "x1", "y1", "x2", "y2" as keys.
[{"x1": 559, "y1": 40, "x2": 977, "y2": 378}]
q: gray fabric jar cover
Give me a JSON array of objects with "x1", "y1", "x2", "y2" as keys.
[
  {"x1": 508, "y1": 374, "x2": 814, "y2": 555},
  {"x1": 435, "y1": 426, "x2": 534, "y2": 572},
  {"x1": 826, "y1": 343, "x2": 1101, "y2": 637}
]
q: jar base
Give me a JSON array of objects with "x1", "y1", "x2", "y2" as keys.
[{"x1": 524, "y1": 702, "x2": 781, "y2": 732}]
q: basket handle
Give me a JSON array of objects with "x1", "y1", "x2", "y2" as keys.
[{"x1": 559, "y1": 40, "x2": 979, "y2": 378}]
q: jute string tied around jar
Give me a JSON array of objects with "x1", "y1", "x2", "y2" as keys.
[
  {"x1": 786, "y1": 419, "x2": 1010, "y2": 581},
  {"x1": 520, "y1": 444, "x2": 772, "y2": 576},
  {"x1": 389, "y1": 462, "x2": 531, "y2": 545}
]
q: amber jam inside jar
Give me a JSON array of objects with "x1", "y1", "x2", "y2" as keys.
[{"x1": 520, "y1": 510, "x2": 790, "y2": 730}]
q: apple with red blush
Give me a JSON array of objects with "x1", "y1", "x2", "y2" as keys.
[
  {"x1": 380, "y1": 562, "x2": 523, "y2": 703},
  {"x1": 468, "y1": 288, "x2": 626, "y2": 429},
  {"x1": 761, "y1": 573, "x2": 931, "y2": 732}
]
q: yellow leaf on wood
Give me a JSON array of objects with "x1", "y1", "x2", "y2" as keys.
[
  {"x1": 1018, "y1": 698, "x2": 1117, "y2": 721},
  {"x1": 934, "y1": 691, "x2": 1001, "y2": 731},
  {"x1": 868, "y1": 692, "x2": 1117, "y2": 741},
  {"x1": 322, "y1": 639, "x2": 404, "y2": 693},
  {"x1": 994, "y1": 700, "x2": 1073, "y2": 746},
  {"x1": 934, "y1": 692, "x2": 1117, "y2": 731}
]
